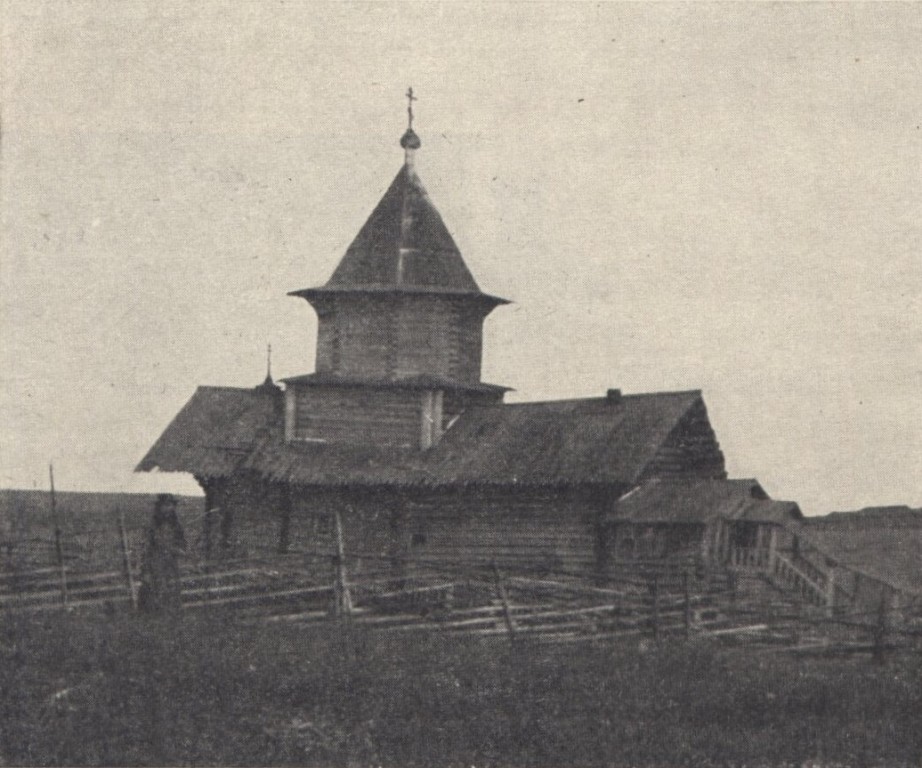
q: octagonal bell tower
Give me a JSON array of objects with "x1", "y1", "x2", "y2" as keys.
[{"x1": 285, "y1": 92, "x2": 510, "y2": 450}]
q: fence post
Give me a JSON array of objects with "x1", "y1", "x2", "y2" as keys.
[
  {"x1": 872, "y1": 591, "x2": 889, "y2": 666},
  {"x1": 117, "y1": 508, "x2": 138, "y2": 610},
  {"x1": 332, "y1": 508, "x2": 353, "y2": 618},
  {"x1": 492, "y1": 562, "x2": 517, "y2": 643},
  {"x1": 49, "y1": 464, "x2": 68, "y2": 609},
  {"x1": 651, "y1": 575, "x2": 660, "y2": 642}
]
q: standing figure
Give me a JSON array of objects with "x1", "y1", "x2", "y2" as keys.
[{"x1": 138, "y1": 494, "x2": 187, "y2": 614}]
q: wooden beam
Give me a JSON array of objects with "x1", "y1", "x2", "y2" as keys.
[
  {"x1": 332, "y1": 508, "x2": 353, "y2": 617},
  {"x1": 118, "y1": 508, "x2": 138, "y2": 610},
  {"x1": 492, "y1": 562, "x2": 517, "y2": 640},
  {"x1": 49, "y1": 464, "x2": 68, "y2": 609}
]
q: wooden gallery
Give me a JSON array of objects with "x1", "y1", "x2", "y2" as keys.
[{"x1": 138, "y1": 117, "x2": 801, "y2": 583}]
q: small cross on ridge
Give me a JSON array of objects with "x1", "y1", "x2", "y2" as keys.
[{"x1": 406, "y1": 87, "x2": 417, "y2": 129}]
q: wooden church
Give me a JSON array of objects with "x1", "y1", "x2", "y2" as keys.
[{"x1": 138, "y1": 102, "x2": 792, "y2": 579}]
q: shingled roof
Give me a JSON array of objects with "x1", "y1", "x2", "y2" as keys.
[
  {"x1": 136, "y1": 386, "x2": 280, "y2": 479},
  {"x1": 291, "y1": 162, "x2": 507, "y2": 305},
  {"x1": 611, "y1": 478, "x2": 803, "y2": 524},
  {"x1": 137, "y1": 387, "x2": 723, "y2": 488}
]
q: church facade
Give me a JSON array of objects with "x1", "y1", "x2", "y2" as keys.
[{"x1": 138, "y1": 114, "x2": 738, "y2": 579}]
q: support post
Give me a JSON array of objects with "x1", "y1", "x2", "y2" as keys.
[
  {"x1": 699, "y1": 522, "x2": 712, "y2": 567},
  {"x1": 200, "y1": 480, "x2": 216, "y2": 561},
  {"x1": 118, "y1": 508, "x2": 138, "y2": 610},
  {"x1": 824, "y1": 568, "x2": 835, "y2": 618},
  {"x1": 766, "y1": 526, "x2": 778, "y2": 574},
  {"x1": 420, "y1": 391, "x2": 434, "y2": 449},
  {"x1": 332, "y1": 508, "x2": 353, "y2": 617},
  {"x1": 713, "y1": 522, "x2": 724, "y2": 564},
  {"x1": 492, "y1": 562, "x2": 517, "y2": 642},
  {"x1": 219, "y1": 506, "x2": 233, "y2": 551},
  {"x1": 651, "y1": 575, "x2": 660, "y2": 642}
]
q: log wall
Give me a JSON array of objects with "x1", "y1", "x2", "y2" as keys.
[
  {"x1": 293, "y1": 385, "x2": 424, "y2": 447},
  {"x1": 641, "y1": 399, "x2": 727, "y2": 480},
  {"x1": 312, "y1": 294, "x2": 488, "y2": 383},
  {"x1": 200, "y1": 481, "x2": 621, "y2": 580}
]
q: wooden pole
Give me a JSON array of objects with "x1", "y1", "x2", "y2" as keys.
[
  {"x1": 492, "y1": 562, "x2": 517, "y2": 642},
  {"x1": 332, "y1": 508, "x2": 353, "y2": 617},
  {"x1": 651, "y1": 575, "x2": 660, "y2": 641},
  {"x1": 872, "y1": 591, "x2": 889, "y2": 666},
  {"x1": 118, "y1": 507, "x2": 138, "y2": 610},
  {"x1": 49, "y1": 464, "x2": 68, "y2": 608},
  {"x1": 201, "y1": 482, "x2": 215, "y2": 561}
]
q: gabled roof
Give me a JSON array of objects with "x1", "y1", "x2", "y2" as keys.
[
  {"x1": 611, "y1": 478, "x2": 803, "y2": 524},
  {"x1": 137, "y1": 387, "x2": 720, "y2": 489},
  {"x1": 136, "y1": 386, "x2": 280, "y2": 479},
  {"x1": 416, "y1": 393, "x2": 706, "y2": 486}
]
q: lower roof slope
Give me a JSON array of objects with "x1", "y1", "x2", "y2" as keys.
[
  {"x1": 801, "y1": 509, "x2": 922, "y2": 592},
  {"x1": 137, "y1": 387, "x2": 279, "y2": 479},
  {"x1": 138, "y1": 386, "x2": 723, "y2": 489},
  {"x1": 611, "y1": 478, "x2": 803, "y2": 524}
]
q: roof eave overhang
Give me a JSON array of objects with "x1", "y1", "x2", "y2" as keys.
[
  {"x1": 281, "y1": 373, "x2": 511, "y2": 395},
  {"x1": 288, "y1": 285, "x2": 511, "y2": 308}
]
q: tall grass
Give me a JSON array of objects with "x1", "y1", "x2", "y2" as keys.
[{"x1": 1, "y1": 611, "x2": 920, "y2": 766}]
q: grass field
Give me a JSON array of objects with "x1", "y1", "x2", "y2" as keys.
[{"x1": 1, "y1": 611, "x2": 920, "y2": 767}]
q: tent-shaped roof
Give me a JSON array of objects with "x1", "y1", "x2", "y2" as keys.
[{"x1": 290, "y1": 143, "x2": 508, "y2": 306}]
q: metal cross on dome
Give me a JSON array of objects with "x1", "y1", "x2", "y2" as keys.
[{"x1": 406, "y1": 87, "x2": 417, "y2": 129}]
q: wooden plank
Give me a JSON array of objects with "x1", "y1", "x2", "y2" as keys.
[
  {"x1": 184, "y1": 584, "x2": 333, "y2": 609},
  {"x1": 707, "y1": 624, "x2": 770, "y2": 636},
  {"x1": 492, "y1": 563, "x2": 516, "y2": 639}
]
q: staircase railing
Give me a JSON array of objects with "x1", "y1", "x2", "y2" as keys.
[
  {"x1": 728, "y1": 545, "x2": 768, "y2": 570},
  {"x1": 769, "y1": 551, "x2": 830, "y2": 608}
]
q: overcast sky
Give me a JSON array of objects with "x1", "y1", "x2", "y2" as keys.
[{"x1": 2, "y1": 1, "x2": 920, "y2": 514}]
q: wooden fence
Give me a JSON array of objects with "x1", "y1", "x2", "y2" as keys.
[{"x1": 3, "y1": 509, "x2": 922, "y2": 661}]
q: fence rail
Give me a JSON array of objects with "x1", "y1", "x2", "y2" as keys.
[{"x1": 3, "y1": 509, "x2": 920, "y2": 662}]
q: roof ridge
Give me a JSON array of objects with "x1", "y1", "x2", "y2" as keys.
[
  {"x1": 500, "y1": 390, "x2": 702, "y2": 408},
  {"x1": 622, "y1": 388, "x2": 703, "y2": 399}
]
